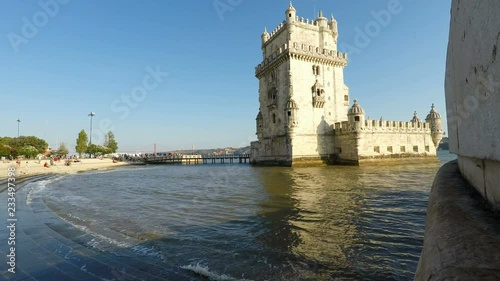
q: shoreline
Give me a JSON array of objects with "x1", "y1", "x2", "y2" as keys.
[
  {"x1": 0, "y1": 169, "x2": 192, "y2": 280},
  {"x1": 0, "y1": 158, "x2": 133, "y2": 180}
]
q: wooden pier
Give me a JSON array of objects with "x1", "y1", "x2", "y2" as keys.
[{"x1": 142, "y1": 154, "x2": 250, "y2": 165}]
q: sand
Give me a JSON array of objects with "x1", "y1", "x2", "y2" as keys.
[{"x1": 0, "y1": 158, "x2": 131, "y2": 180}]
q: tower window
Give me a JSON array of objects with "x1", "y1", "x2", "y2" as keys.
[
  {"x1": 287, "y1": 111, "x2": 291, "y2": 116},
  {"x1": 413, "y1": 146, "x2": 419, "y2": 153},
  {"x1": 344, "y1": 95, "x2": 349, "y2": 102},
  {"x1": 401, "y1": 146, "x2": 406, "y2": 153},
  {"x1": 374, "y1": 146, "x2": 380, "y2": 153},
  {"x1": 354, "y1": 116, "x2": 360, "y2": 122},
  {"x1": 425, "y1": 146, "x2": 430, "y2": 152},
  {"x1": 273, "y1": 113, "x2": 276, "y2": 123},
  {"x1": 312, "y1": 65, "x2": 320, "y2": 75},
  {"x1": 387, "y1": 146, "x2": 393, "y2": 153},
  {"x1": 289, "y1": 13, "x2": 292, "y2": 17}
]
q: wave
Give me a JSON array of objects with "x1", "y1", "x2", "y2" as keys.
[
  {"x1": 181, "y1": 263, "x2": 252, "y2": 281},
  {"x1": 26, "y1": 175, "x2": 66, "y2": 205},
  {"x1": 130, "y1": 244, "x2": 165, "y2": 260}
]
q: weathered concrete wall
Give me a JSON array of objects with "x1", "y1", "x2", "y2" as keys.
[
  {"x1": 416, "y1": 1, "x2": 500, "y2": 278},
  {"x1": 445, "y1": 0, "x2": 500, "y2": 206},
  {"x1": 414, "y1": 161, "x2": 500, "y2": 280}
]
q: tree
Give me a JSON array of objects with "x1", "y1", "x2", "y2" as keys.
[
  {"x1": 103, "y1": 131, "x2": 118, "y2": 153},
  {"x1": 75, "y1": 130, "x2": 88, "y2": 158},
  {"x1": 57, "y1": 142, "x2": 69, "y2": 157},
  {"x1": 15, "y1": 136, "x2": 48, "y2": 154},
  {"x1": 0, "y1": 144, "x2": 12, "y2": 157},
  {"x1": 18, "y1": 145, "x2": 38, "y2": 159},
  {"x1": 86, "y1": 144, "x2": 110, "y2": 156},
  {"x1": 0, "y1": 136, "x2": 48, "y2": 157}
]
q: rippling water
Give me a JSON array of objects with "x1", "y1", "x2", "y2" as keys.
[{"x1": 29, "y1": 151, "x2": 456, "y2": 280}]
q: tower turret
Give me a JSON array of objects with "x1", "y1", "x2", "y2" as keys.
[
  {"x1": 330, "y1": 14, "x2": 338, "y2": 42},
  {"x1": 316, "y1": 10, "x2": 328, "y2": 27},
  {"x1": 425, "y1": 104, "x2": 444, "y2": 147},
  {"x1": 330, "y1": 15, "x2": 338, "y2": 32},
  {"x1": 285, "y1": 1, "x2": 296, "y2": 23},
  {"x1": 261, "y1": 27, "x2": 270, "y2": 44},
  {"x1": 256, "y1": 111, "x2": 263, "y2": 140},
  {"x1": 286, "y1": 99, "x2": 298, "y2": 129},
  {"x1": 348, "y1": 99, "x2": 365, "y2": 131},
  {"x1": 410, "y1": 111, "x2": 421, "y2": 123}
]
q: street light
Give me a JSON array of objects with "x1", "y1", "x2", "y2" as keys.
[
  {"x1": 88, "y1": 112, "x2": 95, "y2": 144},
  {"x1": 16, "y1": 119, "x2": 21, "y2": 137}
]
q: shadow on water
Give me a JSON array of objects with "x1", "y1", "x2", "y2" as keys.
[{"x1": 3, "y1": 152, "x2": 456, "y2": 280}]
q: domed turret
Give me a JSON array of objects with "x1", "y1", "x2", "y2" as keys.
[
  {"x1": 256, "y1": 111, "x2": 263, "y2": 139},
  {"x1": 410, "y1": 111, "x2": 421, "y2": 123},
  {"x1": 316, "y1": 10, "x2": 328, "y2": 27},
  {"x1": 348, "y1": 99, "x2": 365, "y2": 130},
  {"x1": 426, "y1": 103, "x2": 442, "y2": 121},
  {"x1": 348, "y1": 99, "x2": 365, "y2": 115},
  {"x1": 286, "y1": 99, "x2": 298, "y2": 128},
  {"x1": 261, "y1": 27, "x2": 270, "y2": 44},
  {"x1": 330, "y1": 14, "x2": 338, "y2": 33},
  {"x1": 286, "y1": 1, "x2": 296, "y2": 23},
  {"x1": 286, "y1": 99, "x2": 298, "y2": 109},
  {"x1": 425, "y1": 104, "x2": 444, "y2": 148}
]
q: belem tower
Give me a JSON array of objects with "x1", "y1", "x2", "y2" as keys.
[{"x1": 250, "y1": 3, "x2": 444, "y2": 166}]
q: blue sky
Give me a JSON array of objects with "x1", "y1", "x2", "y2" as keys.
[{"x1": 0, "y1": 0, "x2": 452, "y2": 152}]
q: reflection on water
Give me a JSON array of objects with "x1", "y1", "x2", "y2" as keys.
[{"x1": 31, "y1": 151, "x2": 456, "y2": 280}]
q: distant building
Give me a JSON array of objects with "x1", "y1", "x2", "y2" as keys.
[{"x1": 250, "y1": 3, "x2": 443, "y2": 166}]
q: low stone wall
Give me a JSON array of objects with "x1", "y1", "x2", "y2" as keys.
[{"x1": 414, "y1": 160, "x2": 500, "y2": 280}]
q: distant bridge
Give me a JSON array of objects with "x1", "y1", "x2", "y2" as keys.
[{"x1": 141, "y1": 154, "x2": 251, "y2": 165}]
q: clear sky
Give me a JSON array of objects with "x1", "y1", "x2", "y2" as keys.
[{"x1": 0, "y1": 0, "x2": 452, "y2": 153}]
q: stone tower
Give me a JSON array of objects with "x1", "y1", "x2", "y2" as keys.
[
  {"x1": 425, "y1": 104, "x2": 444, "y2": 148},
  {"x1": 250, "y1": 2, "x2": 350, "y2": 166}
]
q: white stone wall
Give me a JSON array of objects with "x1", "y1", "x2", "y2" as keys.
[
  {"x1": 446, "y1": 0, "x2": 500, "y2": 207},
  {"x1": 334, "y1": 120, "x2": 437, "y2": 163},
  {"x1": 258, "y1": 62, "x2": 290, "y2": 139},
  {"x1": 357, "y1": 131, "x2": 435, "y2": 158},
  {"x1": 263, "y1": 26, "x2": 288, "y2": 58}
]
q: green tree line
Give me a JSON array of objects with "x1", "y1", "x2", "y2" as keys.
[
  {"x1": 75, "y1": 130, "x2": 118, "y2": 157},
  {"x1": 0, "y1": 136, "x2": 49, "y2": 158}
]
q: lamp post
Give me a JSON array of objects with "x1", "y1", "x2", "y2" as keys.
[
  {"x1": 16, "y1": 119, "x2": 21, "y2": 137},
  {"x1": 88, "y1": 112, "x2": 95, "y2": 144}
]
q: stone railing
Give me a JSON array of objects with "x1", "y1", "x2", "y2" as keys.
[{"x1": 334, "y1": 120, "x2": 431, "y2": 135}]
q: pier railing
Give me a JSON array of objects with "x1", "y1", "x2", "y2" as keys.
[{"x1": 141, "y1": 154, "x2": 250, "y2": 165}]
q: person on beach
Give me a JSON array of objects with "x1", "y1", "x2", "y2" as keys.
[
  {"x1": 25, "y1": 161, "x2": 30, "y2": 174},
  {"x1": 44, "y1": 162, "x2": 49, "y2": 168}
]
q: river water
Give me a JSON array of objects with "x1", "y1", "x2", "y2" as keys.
[{"x1": 28, "y1": 151, "x2": 456, "y2": 280}]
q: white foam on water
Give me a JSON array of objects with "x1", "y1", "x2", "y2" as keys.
[
  {"x1": 130, "y1": 244, "x2": 165, "y2": 261},
  {"x1": 181, "y1": 263, "x2": 252, "y2": 281},
  {"x1": 58, "y1": 216, "x2": 133, "y2": 249},
  {"x1": 26, "y1": 176, "x2": 66, "y2": 205}
]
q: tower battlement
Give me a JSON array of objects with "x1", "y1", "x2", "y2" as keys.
[
  {"x1": 334, "y1": 120, "x2": 431, "y2": 135},
  {"x1": 255, "y1": 42, "x2": 347, "y2": 77},
  {"x1": 263, "y1": 16, "x2": 339, "y2": 46}
]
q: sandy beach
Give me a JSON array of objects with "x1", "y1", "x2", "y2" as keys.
[{"x1": 0, "y1": 158, "x2": 131, "y2": 180}]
